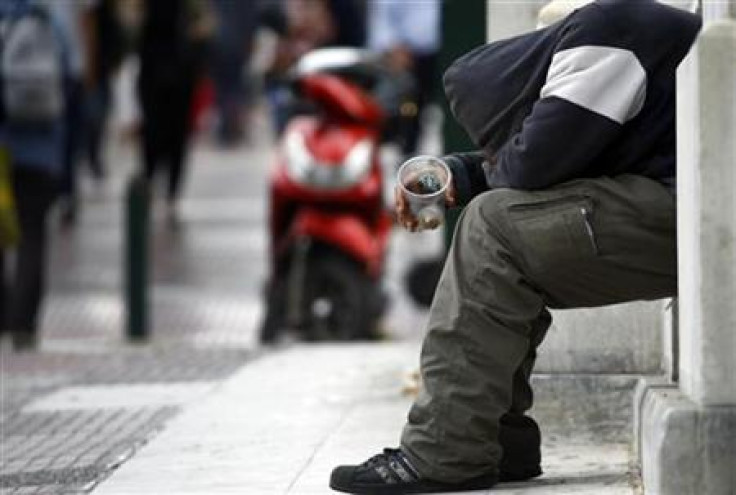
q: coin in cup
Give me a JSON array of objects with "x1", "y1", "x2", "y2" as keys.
[{"x1": 397, "y1": 156, "x2": 452, "y2": 231}]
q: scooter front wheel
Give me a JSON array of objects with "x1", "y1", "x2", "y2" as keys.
[{"x1": 300, "y1": 250, "x2": 382, "y2": 342}]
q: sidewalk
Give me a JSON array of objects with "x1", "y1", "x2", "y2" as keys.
[{"x1": 92, "y1": 343, "x2": 637, "y2": 495}]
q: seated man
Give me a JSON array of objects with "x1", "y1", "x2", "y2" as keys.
[{"x1": 330, "y1": 0, "x2": 701, "y2": 493}]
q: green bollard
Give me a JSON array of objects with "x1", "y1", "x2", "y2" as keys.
[
  {"x1": 125, "y1": 174, "x2": 150, "y2": 341},
  {"x1": 441, "y1": 0, "x2": 488, "y2": 249}
]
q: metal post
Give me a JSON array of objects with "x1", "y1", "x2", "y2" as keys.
[
  {"x1": 441, "y1": 0, "x2": 488, "y2": 248},
  {"x1": 125, "y1": 174, "x2": 150, "y2": 341}
]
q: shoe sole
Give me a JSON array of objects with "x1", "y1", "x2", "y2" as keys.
[
  {"x1": 330, "y1": 475, "x2": 497, "y2": 494},
  {"x1": 499, "y1": 465, "x2": 543, "y2": 482}
]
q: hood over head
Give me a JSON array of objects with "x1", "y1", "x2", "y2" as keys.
[{"x1": 442, "y1": 0, "x2": 702, "y2": 158}]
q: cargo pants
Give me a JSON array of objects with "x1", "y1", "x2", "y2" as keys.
[{"x1": 400, "y1": 174, "x2": 677, "y2": 482}]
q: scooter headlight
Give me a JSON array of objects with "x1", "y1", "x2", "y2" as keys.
[
  {"x1": 283, "y1": 132, "x2": 373, "y2": 190},
  {"x1": 283, "y1": 131, "x2": 313, "y2": 184},
  {"x1": 341, "y1": 139, "x2": 373, "y2": 186}
]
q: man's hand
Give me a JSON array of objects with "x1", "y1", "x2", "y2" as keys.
[{"x1": 395, "y1": 179, "x2": 457, "y2": 232}]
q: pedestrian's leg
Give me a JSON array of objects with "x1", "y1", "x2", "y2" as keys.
[
  {"x1": 213, "y1": 50, "x2": 245, "y2": 145},
  {"x1": 8, "y1": 169, "x2": 56, "y2": 350},
  {"x1": 402, "y1": 53, "x2": 438, "y2": 156},
  {"x1": 85, "y1": 81, "x2": 111, "y2": 179},
  {"x1": 166, "y1": 125, "x2": 186, "y2": 204},
  {"x1": 166, "y1": 79, "x2": 195, "y2": 204},
  {"x1": 400, "y1": 175, "x2": 677, "y2": 483},
  {"x1": 138, "y1": 82, "x2": 161, "y2": 183},
  {"x1": 60, "y1": 79, "x2": 85, "y2": 225},
  {"x1": 266, "y1": 84, "x2": 292, "y2": 137}
]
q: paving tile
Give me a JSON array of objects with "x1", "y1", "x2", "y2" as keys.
[{"x1": 22, "y1": 383, "x2": 216, "y2": 412}]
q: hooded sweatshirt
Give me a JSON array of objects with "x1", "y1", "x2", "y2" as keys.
[{"x1": 442, "y1": 0, "x2": 701, "y2": 205}]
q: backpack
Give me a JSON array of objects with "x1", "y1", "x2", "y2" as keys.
[{"x1": 0, "y1": 2, "x2": 64, "y2": 125}]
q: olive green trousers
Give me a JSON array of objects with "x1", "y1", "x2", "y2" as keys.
[{"x1": 400, "y1": 175, "x2": 677, "y2": 482}]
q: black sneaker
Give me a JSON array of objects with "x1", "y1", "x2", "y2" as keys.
[
  {"x1": 499, "y1": 464, "x2": 542, "y2": 482},
  {"x1": 329, "y1": 448, "x2": 497, "y2": 494}
]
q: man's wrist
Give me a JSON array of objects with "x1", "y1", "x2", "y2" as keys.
[
  {"x1": 443, "y1": 155, "x2": 472, "y2": 207},
  {"x1": 443, "y1": 151, "x2": 490, "y2": 206}
]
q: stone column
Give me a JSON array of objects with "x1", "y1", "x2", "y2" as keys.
[
  {"x1": 486, "y1": 0, "x2": 549, "y2": 41},
  {"x1": 637, "y1": 17, "x2": 736, "y2": 495}
]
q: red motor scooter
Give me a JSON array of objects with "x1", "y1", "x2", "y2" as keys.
[{"x1": 261, "y1": 48, "x2": 411, "y2": 343}]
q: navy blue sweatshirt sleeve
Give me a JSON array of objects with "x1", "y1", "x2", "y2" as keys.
[
  {"x1": 443, "y1": 151, "x2": 489, "y2": 206},
  {"x1": 487, "y1": 5, "x2": 647, "y2": 190}
]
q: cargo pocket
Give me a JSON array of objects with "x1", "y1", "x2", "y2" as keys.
[{"x1": 508, "y1": 195, "x2": 599, "y2": 275}]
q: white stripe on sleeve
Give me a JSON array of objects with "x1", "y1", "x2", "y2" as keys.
[{"x1": 540, "y1": 46, "x2": 647, "y2": 124}]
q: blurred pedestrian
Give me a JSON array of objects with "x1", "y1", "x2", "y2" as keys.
[
  {"x1": 327, "y1": 0, "x2": 366, "y2": 48},
  {"x1": 367, "y1": 0, "x2": 440, "y2": 157},
  {"x1": 0, "y1": 0, "x2": 68, "y2": 351},
  {"x1": 259, "y1": 0, "x2": 365, "y2": 135},
  {"x1": 210, "y1": 0, "x2": 258, "y2": 147},
  {"x1": 137, "y1": 0, "x2": 214, "y2": 222},
  {"x1": 48, "y1": 0, "x2": 98, "y2": 227},
  {"x1": 84, "y1": 0, "x2": 125, "y2": 179}
]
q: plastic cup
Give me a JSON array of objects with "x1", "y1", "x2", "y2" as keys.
[{"x1": 397, "y1": 155, "x2": 452, "y2": 231}]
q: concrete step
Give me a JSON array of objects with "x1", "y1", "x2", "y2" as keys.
[
  {"x1": 93, "y1": 343, "x2": 640, "y2": 494},
  {"x1": 539, "y1": 302, "x2": 665, "y2": 374}
]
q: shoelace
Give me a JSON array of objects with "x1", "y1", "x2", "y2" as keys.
[
  {"x1": 363, "y1": 449, "x2": 399, "y2": 467},
  {"x1": 362, "y1": 449, "x2": 420, "y2": 483}
]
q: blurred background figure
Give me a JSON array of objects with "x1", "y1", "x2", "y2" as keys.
[
  {"x1": 210, "y1": 0, "x2": 258, "y2": 147},
  {"x1": 0, "y1": 0, "x2": 68, "y2": 351},
  {"x1": 367, "y1": 0, "x2": 440, "y2": 157},
  {"x1": 137, "y1": 0, "x2": 214, "y2": 223},
  {"x1": 48, "y1": 0, "x2": 98, "y2": 227},
  {"x1": 258, "y1": 0, "x2": 366, "y2": 135},
  {"x1": 84, "y1": 0, "x2": 125, "y2": 181}
]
